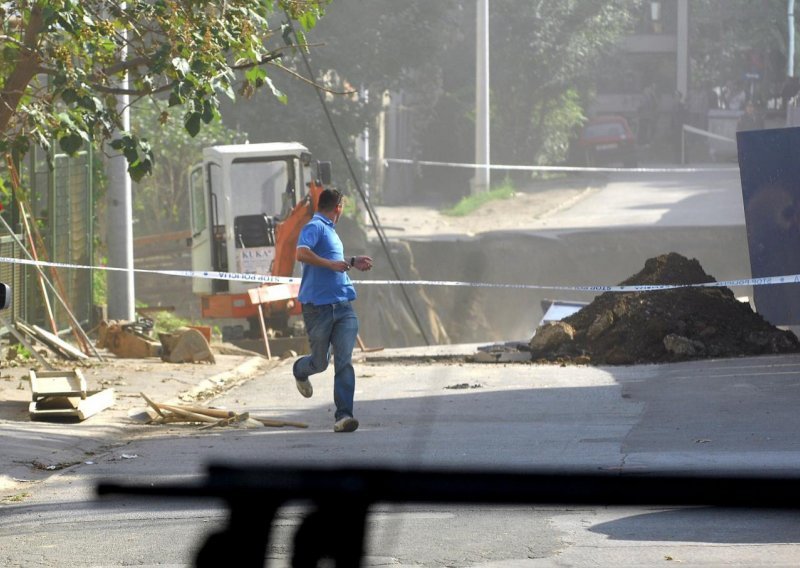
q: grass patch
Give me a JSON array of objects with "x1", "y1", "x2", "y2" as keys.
[
  {"x1": 442, "y1": 179, "x2": 516, "y2": 217},
  {"x1": 142, "y1": 308, "x2": 219, "y2": 339},
  {"x1": 2, "y1": 492, "x2": 31, "y2": 503},
  {"x1": 148, "y1": 310, "x2": 192, "y2": 334},
  {"x1": 7, "y1": 343, "x2": 32, "y2": 361}
]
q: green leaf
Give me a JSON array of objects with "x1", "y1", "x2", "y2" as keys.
[
  {"x1": 281, "y1": 23, "x2": 294, "y2": 46},
  {"x1": 57, "y1": 112, "x2": 77, "y2": 129},
  {"x1": 184, "y1": 112, "x2": 202, "y2": 137},
  {"x1": 298, "y1": 12, "x2": 317, "y2": 32},
  {"x1": 221, "y1": 79, "x2": 236, "y2": 101},
  {"x1": 245, "y1": 66, "x2": 267, "y2": 84},
  {"x1": 201, "y1": 99, "x2": 215, "y2": 124},
  {"x1": 78, "y1": 96, "x2": 99, "y2": 111},
  {"x1": 293, "y1": 28, "x2": 308, "y2": 52},
  {"x1": 61, "y1": 89, "x2": 78, "y2": 105},
  {"x1": 172, "y1": 57, "x2": 191, "y2": 76},
  {"x1": 265, "y1": 76, "x2": 287, "y2": 104},
  {"x1": 129, "y1": 159, "x2": 153, "y2": 182},
  {"x1": 59, "y1": 133, "x2": 84, "y2": 154},
  {"x1": 168, "y1": 90, "x2": 183, "y2": 107},
  {"x1": 12, "y1": 137, "x2": 33, "y2": 157},
  {"x1": 123, "y1": 146, "x2": 139, "y2": 164}
]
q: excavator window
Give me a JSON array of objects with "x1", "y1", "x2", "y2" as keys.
[
  {"x1": 234, "y1": 215, "x2": 275, "y2": 248},
  {"x1": 230, "y1": 157, "x2": 289, "y2": 219}
]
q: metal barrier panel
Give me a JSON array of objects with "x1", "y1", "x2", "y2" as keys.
[
  {"x1": 21, "y1": 148, "x2": 93, "y2": 331},
  {"x1": 52, "y1": 153, "x2": 93, "y2": 328},
  {"x1": 738, "y1": 126, "x2": 800, "y2": 325},
  {"x1": 0, "y1": 234, "x2": 25, "y2": 322}
]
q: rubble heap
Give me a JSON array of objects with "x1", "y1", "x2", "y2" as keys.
[{"x1": 530, "y1": 253, "x2": 800, "y2": 365}]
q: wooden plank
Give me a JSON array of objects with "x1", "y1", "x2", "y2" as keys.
[
  {"x1": 155, "y1": 404, "x2": 219, "y2": 424},
  {"x1": 29, "y1": 369, "x2": 87, "y2": 400},
  {"x1": 139, "y1": 392, "x2": 165, "y2": 417},
  {"x1": 29, "y1": 388, "x2": 115, "y2": 421},
  {"x1": 0, "y1": 315, "x2": 54, "y2": 369},
  {"x1": 31, "y1": 324, "x2": 89, "y2": 360},
  {"x1": 251, "y1": 416, "x2": 309, "y2": 429},
  {"x1": 136, "y1": 394, "x2": 306, "y2": 428},
  {"x1": 256, "y1": 303, "x2": 272, "y2": 359},
  {"x1": 16, "y1": 320, "x2": 61, "y2": 359},
  {"x1": 29, "y1": 399, "x2": 79, "y2": 419},
  {"x1": 19, "y1": 320, "x2": 73, "y2": 360},
  {"x1": 357, "y1": 334, "x2": 384, "y2": 353},
  {"x1": 75, "y1": 388, "x2": 115, "y2": 420},
  {"x1": 159, "y1": 404, "x2": 235, "y2": 419},
  {"x1": 247, "y1": 283, "x2": 300, "y2": 305}
]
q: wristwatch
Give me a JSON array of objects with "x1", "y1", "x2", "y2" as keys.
[{"x1": 350, "y1": 256, "x2": 356, "y2": 267}]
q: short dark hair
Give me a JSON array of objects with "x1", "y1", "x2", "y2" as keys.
[{"x1": 318, "y1": 188, "x2": 343, "y2": 212}]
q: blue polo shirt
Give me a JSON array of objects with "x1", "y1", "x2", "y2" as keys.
[{"x1": 296, "y1": 213, "x2": 356, "y2": 305}]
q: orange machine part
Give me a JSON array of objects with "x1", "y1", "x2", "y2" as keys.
[
  {"x1": 271, "y1": 180, "x2": 324, "y2": 279},
  {"x1": 201, "y1": 288, "x2": 302, "y2": 320},
  {"x1": 200, "y1": 293, "x2": 295, "y2": 319},
  {"x1": 201, "y1": 293, "x2": 260, "y2": 319}
]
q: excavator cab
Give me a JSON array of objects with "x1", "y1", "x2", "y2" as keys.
[{"x1": 188, "y1": 143, "x2": 327, "y2": 323}]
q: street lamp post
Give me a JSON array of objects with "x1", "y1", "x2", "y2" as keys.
[
  {"x1": 106, "y1": 9, "x2": 134, "y2": 321},
  {"x1": 676, "y1": 0, "x2": 688, "y2": 100},
  {"x1": 790, "y1": 0, "x2": 796, "y2": 78},
  {"x1": 473, "y1": 0, "x2": 490, "y2": 195}
]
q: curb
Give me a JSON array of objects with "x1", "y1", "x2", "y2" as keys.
[{"x1": 178, "y1": 356, "x2": 283, "y2": 403}]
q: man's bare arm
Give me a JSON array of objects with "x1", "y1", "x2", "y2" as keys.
[{"x1": 296, "y1": 247, "x2": 350, "y2": 272}]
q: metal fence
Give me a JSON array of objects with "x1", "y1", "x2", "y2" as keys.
[
  {"x1": 0, "y1": 145, "x2": 94, "y2": 332},
  {"x1": 0, "y1": 234, "x2": 25, "y2": 322}
]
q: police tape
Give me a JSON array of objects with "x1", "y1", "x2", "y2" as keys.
[
  {"x1": 1, "y1": 255, "x2": 798, "y2": 294},
  {"x1": 383, "y1": 158, "x2": 738, "y2": 174}
]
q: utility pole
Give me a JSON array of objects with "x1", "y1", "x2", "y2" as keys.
[
  {"x1": 676, "y1": 0, "x2": 689, "y2": 99},
  {"x1": 790, "y1": 0, "x2": 796, "y2": 78},
  {"x1": 472, "y1": 0, "x2": 490, "y2": 195},
  {"x1": 106, "y1": 18, "x2": 134, "y2": 321}
]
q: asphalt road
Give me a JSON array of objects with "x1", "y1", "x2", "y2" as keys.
[
  {"x1": 3, "y1": 348, "x2": 800, "y2": 566},
  {"x1": 538, "y1": 167, "x2": 744, "y2": 231},
  {"x1": 3, "y1": 167, "x2": 800, "y2": 567}
]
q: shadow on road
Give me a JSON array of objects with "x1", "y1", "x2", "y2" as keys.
[{"x1": 591, "y1": 507, "x2": 800, "y2": 544}]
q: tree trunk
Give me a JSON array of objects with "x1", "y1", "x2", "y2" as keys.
[{"x1": 0, "y1": 6, "x2": 44, "y2": 136}]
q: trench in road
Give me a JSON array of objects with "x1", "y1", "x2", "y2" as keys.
[{"x1": 360, "y1": 224, "x2": 752, "y2": 346}]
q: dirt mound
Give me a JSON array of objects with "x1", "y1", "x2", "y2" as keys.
[{"x1": 529, "y1": 252, "x2": 800, "y2": 365}]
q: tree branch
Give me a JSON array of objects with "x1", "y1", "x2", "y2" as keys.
[
  {"x1": 0, "y1": 35, "x2": 28, "y2": 50},
  {"x1": 103, "y1": 55, "x2": 154, "y2": 76},
  {"x1": 268, "y1": 61, "x2": 357, "y2": 95}
]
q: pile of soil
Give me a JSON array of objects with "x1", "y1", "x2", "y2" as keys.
[{"x1": 529, "y1": 253, "x2": 800, "y2": 365}]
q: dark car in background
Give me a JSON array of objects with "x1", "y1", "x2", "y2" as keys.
[{"x1": 577, "y1": 115, "x2": 638, "y2": 168}]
